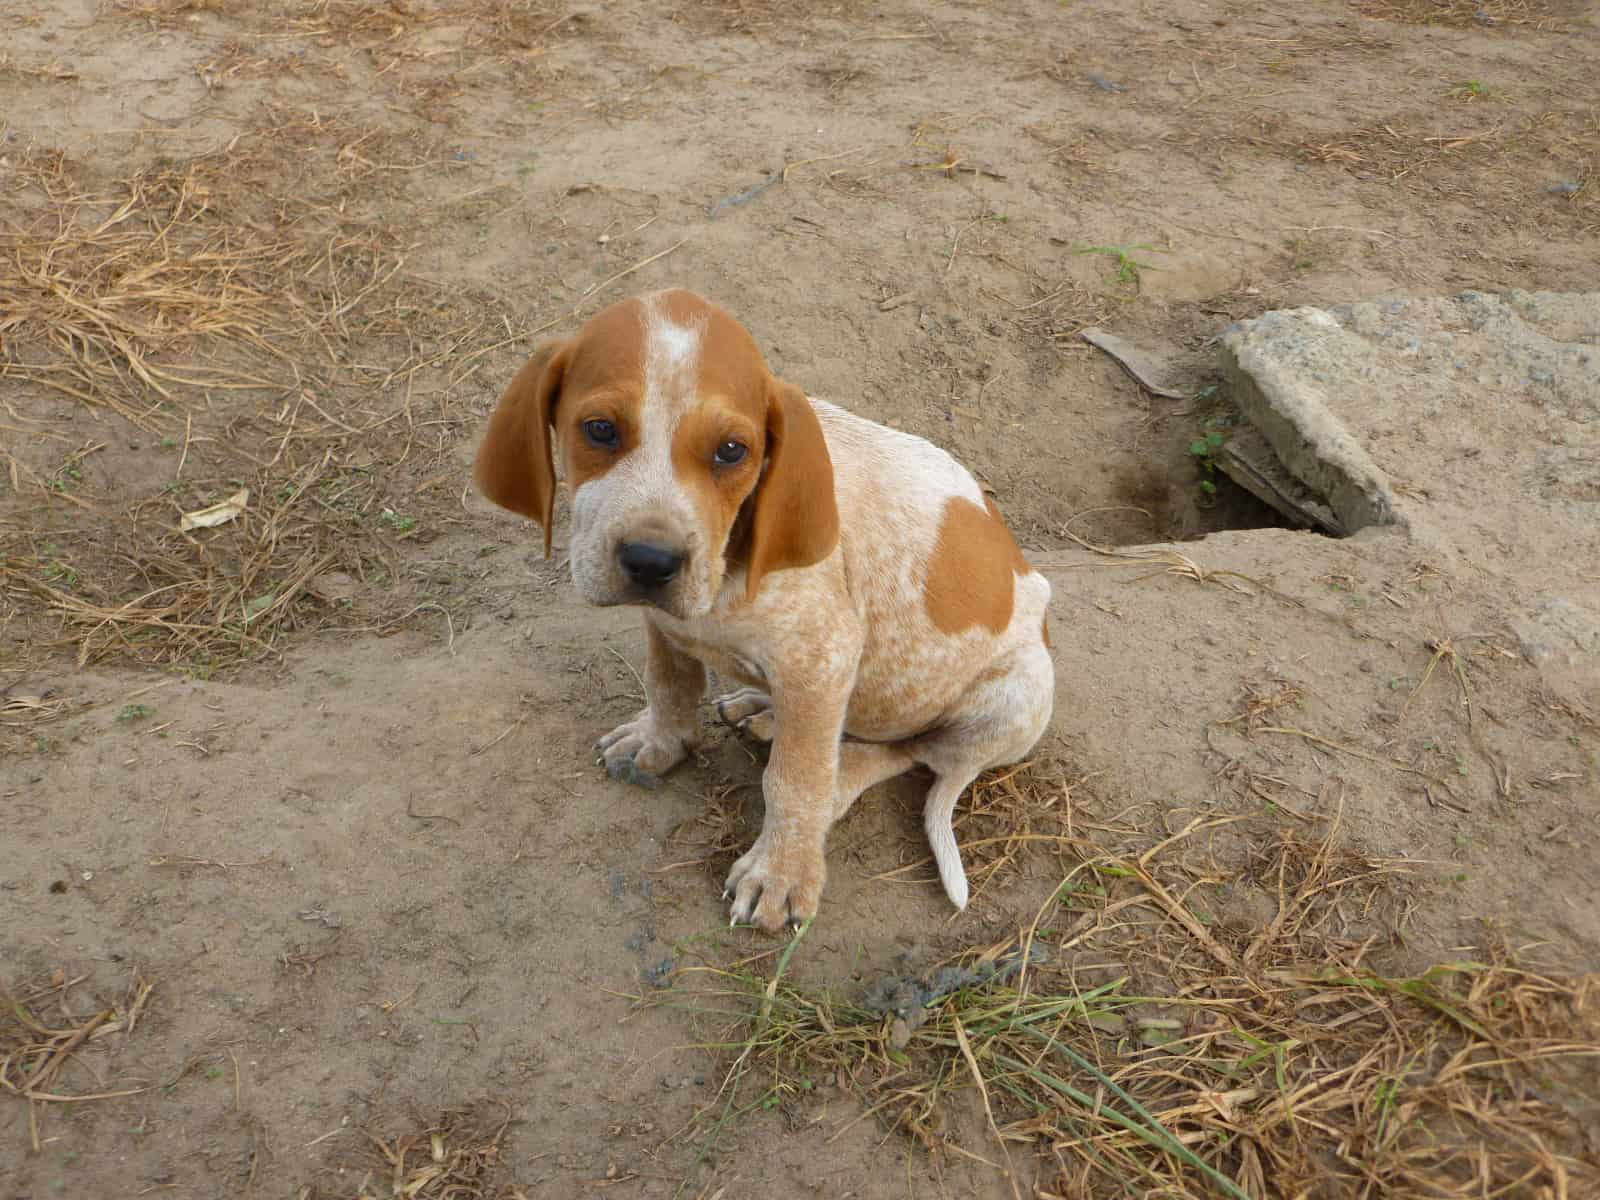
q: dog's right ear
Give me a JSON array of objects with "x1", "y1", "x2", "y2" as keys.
[{"x1": 473, "y1": 341, "x2": 569, "y2": 557}]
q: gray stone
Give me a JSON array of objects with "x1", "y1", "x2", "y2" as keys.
[
  {"x1": 1221, "y1": 306, "x2": 1401, "y2": 535},
  {"x1": 1220, "y1": 293, "x2": 1600, "y2": 584}
]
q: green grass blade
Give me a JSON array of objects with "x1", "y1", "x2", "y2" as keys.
[{"x1": 1008, "y1": 1029, "x2": 1251, "y2": 1200}]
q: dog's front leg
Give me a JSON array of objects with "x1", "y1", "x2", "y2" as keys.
[
  {"x1": 596, "y1": 620, "x2": 705, "y2": 789},
  {"x1": 725, "y1": 680, "x2": 848, "y2": 932}
]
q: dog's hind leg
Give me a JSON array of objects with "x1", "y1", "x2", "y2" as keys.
[
  {"x1": 913, "y1": 639, "x2": 1054, "y2": 911},
  {"x1": 832, "y1": 740, "x2": 917, "y2": 820}
]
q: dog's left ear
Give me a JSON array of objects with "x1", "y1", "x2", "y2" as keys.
[
  {"x1": 745, "y1": 379, "x2": 839, "y2": 601},
  {"x1": 473, "y1": 340, "x2": 568, "y2": 557}
]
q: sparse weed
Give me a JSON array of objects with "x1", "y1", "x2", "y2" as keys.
[
  {"x1": 1075, "y1": 242, "x2": 1162, "y2": 286},
  {"x1": 1187, "y1": 414, "x2": 1228, "y2": 502},
  {"x1": 379, "y1": 509, "x2": 417, "y2": 534},
  {"x1": 1447, "y1": 79, "x2": 1499, "y2": 101}
]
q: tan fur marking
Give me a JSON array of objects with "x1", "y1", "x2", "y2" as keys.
[
  {"x1": 672, "y1": 399, "x2": 764, "y2": 557},
  {"x1": 473, "y1": 341, "x2": 568, "y2": 555},
  {"x1": 745, "y1": 380, "x2": 839, "y2": 601},
  {"x1": 475, "y1": 300, "x2": 661, "y2": 552},
  {"x1": 1041, "y1": 614, "x2": 1052, "y2": 649},
  {"x1": 644, "y1": 292, "x2": 842, "y2": 596},
  {"x1": 923, "y1": 495, "x2": 1029, "y2": 634},
  {"x1": 558, "y1": 386, "x2": 642, "y2": 492},
  {"x1": 557, "y1": 299, "x2": 650, "y2": 491}
]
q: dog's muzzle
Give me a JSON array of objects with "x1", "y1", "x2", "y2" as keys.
[{"x1": 617, "y1": 540, "x2": 685, "y2": 595}]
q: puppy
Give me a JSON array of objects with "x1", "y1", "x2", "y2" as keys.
[{"x1": 474, "y1": 289, "x2": 1054, "y2": 932}]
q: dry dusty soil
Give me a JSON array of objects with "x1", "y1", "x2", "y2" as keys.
[{"x1": 2, "y1": 1, "x2": 1598, "y2": 1198}]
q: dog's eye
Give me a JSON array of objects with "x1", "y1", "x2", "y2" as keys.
[
  {"x1": 582, "y1": 419, "x2": 619, "y2": 448},
  {"x1": 713, "y1": 440, "x2": 747, "y2": 466}
]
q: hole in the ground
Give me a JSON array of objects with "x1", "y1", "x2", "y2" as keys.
[
  {"x1": 1082, "y1": 374, "x2": 1366, "y2": 547},
  {"x1": 1095, "y1": 461, "x2": 1291, "y2": 547},
  {"x1": 1069, "y1": 401, "x2": 1340, "y2": 548}
]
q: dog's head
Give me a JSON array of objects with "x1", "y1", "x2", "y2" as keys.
[{"x1": 473, "y1": 290, "x2": 839, "y2": 618}]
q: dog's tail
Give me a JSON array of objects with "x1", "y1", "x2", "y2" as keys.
[{"x1": 924, "y1": 774, "x2": 973, "y2": 911}]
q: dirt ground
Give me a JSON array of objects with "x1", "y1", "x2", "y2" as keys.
[{"x1": 2, "y1": 1, "x2": 1598, "y2": 1197}]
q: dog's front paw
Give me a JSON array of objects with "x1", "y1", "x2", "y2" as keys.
[
  {"x1": 713, "y1": 687, "x2": 775, "y2": 743},
  {"x1": 596, "y1": 711, "x2": 690, "y2": 790},
  {"x1": 725, "y1": 835, "x2": 824, "y2": 933}
]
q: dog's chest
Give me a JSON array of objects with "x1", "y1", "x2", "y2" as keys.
[{"x1": 653, "y1": 621, "x2": 767, "y2": 690}]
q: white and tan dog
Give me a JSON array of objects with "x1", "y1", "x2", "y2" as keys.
[{"x1": 475, "y1": 290, "x2": 1053, "y2": 932}]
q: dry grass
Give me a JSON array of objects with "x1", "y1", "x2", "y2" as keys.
[
  {"x1": 1233, "y1": 819, "x2": 1417, "y2": 968},
  {"x1": 661, "y1": 810, "x2": 1599, "y2": 1198},
  {"x1": 298, "y1": 1102, "x2": 522, "y2": 1200},
  {"x1": 667, "y1": 780, "x2": 762, "y2": 873},
  {"x1": 1215, "y1": 679, "x2": 1307, "y2": 734},
  {"x1": 115, "y1": 0, "x2": 562, "y2": 44},
  {"x1": 0, "y1": 971, "x2": 160, "y2": 1153},
  {"x1": 114, "y1": 0, "x2": 576, "y2": 120},
  {"x1": 1291, "y1": 121, "x2": 1513, "y2": 184},
  {"x1": 1350, "y1": 0, "x2": 1576, "y2": 29},
  {"x1": 951, "y1": 761, "x2": 1088, "y2": 903},
  {"x1": 1261, "y1": 107, "x2": 1595, "y2": 242},
  {"x1": 1043, "y1": 525, "x2": 1273, "y2": 597},
  {"x1": 1006, "y1": 278, "x2": 1125, "y2": 344},
  {"x1": 0, "y1": 682, "x2": 81, "y2": 758},
  {"x1": 0, "y1": 143, "x2": 514, "y2": 670},
  {"x1": 1, "y1": 157, "x2": 316, "y2": 426}
]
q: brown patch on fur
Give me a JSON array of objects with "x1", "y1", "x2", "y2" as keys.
[
  {"x1": 475, "y1": 299, "x2": 658, "y2": 553},
  {"x1": 555, "y1": 299, "x2": 650, "y2": 492},
  {"x1": 644, "y1": 290, "x2": 838, "y2": 588},
  {"x1": 473, "y1": 341, "x2": 569, "y2": 556},
  {"x1": 672, "y1": 398, "x2": 764, "y2": 558},
  {"x1": 924, "y1": 496, "x2": 1028, "y2": 634},
  {"x1": 1041, "y1": 615, "x2": 1052, "y2": 648},
  {"x1": 557, "y1": 385, "x2": 642, "y2": 494},
  {"x1": 745, "y1": 380, "x2": 840, "y2": 601}
]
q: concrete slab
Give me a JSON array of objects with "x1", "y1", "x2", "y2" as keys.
[
  {"x1": 1221, "y1": 290, "x2": 1599, "y2": 559},
  {"x1": 1221, "y1": 291, "x2": 1600, "y2": 687}
]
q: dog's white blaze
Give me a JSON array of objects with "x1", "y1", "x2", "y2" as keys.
[
  {"x1": 655, "y1": 319, "x2": 697, "y2": 365},
  {"x1": 642, "y1": 296, "x2": 705, "y2": 417},
  {"x1": 635, "y1": 298, "x2": 707, "y2": 525}
]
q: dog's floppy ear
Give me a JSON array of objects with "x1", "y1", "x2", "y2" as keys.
[
  {"x1": 745, "y1": 379, "x2": 839, "y2": 601},
  {"x1": 473, "y1": 341, "x2": 568, "y2": 557}
]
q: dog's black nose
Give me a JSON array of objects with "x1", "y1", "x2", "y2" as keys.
[{"x1": 617, "y1": 541, "x2": 684, "y2": 590}]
